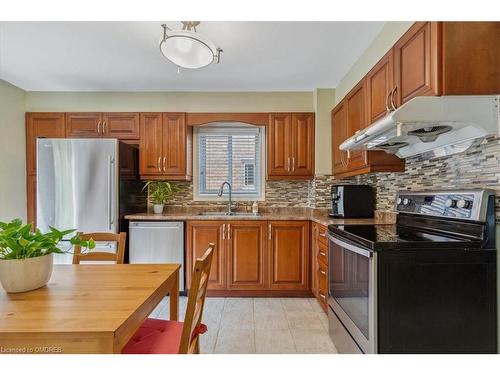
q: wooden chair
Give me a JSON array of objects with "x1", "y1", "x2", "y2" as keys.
[
  {"x1": 72, "y1": 232, "x2": 127, "y2": 264},
  {"x1": 122, "y1": 243, "x2": 215, "y2": 354}
]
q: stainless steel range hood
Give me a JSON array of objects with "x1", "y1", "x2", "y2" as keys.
[{"x1": 339, "y1": 95, "x2": 500, "y2": 158}]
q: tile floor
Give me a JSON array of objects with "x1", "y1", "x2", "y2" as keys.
[{"x1": 149, "y1": 297, "x2": 338, "y2": 354}]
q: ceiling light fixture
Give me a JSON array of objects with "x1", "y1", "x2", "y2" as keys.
[{"x1": 159, "y1": 22, "x2": 223, "y2": 70}]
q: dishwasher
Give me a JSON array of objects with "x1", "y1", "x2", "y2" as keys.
[{"x1": 129, "y1": 221, "x2": 185, "y2": 291}]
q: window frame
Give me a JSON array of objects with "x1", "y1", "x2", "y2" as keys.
[{"x1": 193, "y1": 123, "x2": 266, "y2": 201}]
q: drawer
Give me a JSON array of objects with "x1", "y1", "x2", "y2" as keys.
[
  {"x1": 317, "y1": 225, "x2": 328, "y2": 247},
  {"x1": 317, "y1": 241, "x2": 328, "y2": 266},
  {"x1": 317, "y1": 287, "x2": 328, "y2": 309}
]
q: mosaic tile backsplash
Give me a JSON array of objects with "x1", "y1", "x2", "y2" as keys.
[{"x1": 156, "y1": 135, "x2": 500, "y2": 219}]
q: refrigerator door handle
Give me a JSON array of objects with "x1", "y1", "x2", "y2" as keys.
[{"x1": 108, "y1": 156, "x2": 115, "y2": 230}]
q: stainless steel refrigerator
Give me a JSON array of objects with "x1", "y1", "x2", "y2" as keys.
[{"x1": 36, "y1": 138, "x2": 146, "y2": 263}]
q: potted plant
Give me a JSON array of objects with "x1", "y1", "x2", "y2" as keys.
[
  {"x1": 143, "y1": 181, "x2": 179, "y2": 214},
  {"x1": 0, "y1": 219, "x2": 95, "y2": 293}
]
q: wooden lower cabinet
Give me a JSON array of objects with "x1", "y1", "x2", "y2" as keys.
[
  {"x1": 312, "y1": 222, "x2": 329, "y2": 312},
  {"x1": 186, "y1": 220, "x2": 310, "y2": 295},
  {"x1": 186, "y1": 221, "x2": 226, "y2": 290},
  {"x1": 227, "y1": 222, "x2": 267, "y2": 290},
  {"x1": 269, "y1": 221, "x2": 309, "y2": 291}
]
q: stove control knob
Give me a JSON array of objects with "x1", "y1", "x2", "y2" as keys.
[
  {"x1": 397, "y1": 197, "x2": 403, "y2": 205},
  {"x1": 402, "y1": 198, "x2": 411, "y2": 206},
  {"x1": 445, "y1": 199, "x2": 457, "y2": 208},
  {"x1": 457, "y1": 199, "x2": 472, "y2": 209}
]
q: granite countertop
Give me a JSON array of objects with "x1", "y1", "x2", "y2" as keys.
[{"x1": 125, "y1": 207, "x2": 396, "y2": 227}]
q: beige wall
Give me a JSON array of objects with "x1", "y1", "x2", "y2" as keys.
[
  {"x1": 334, "y1": 22, "x2": 414, "y2": 104},
  {"x1": 314, "y1": 89, "x2": 335, "y2": 175},
  {"x1": 0, "y1": 80, "x2": 26, "y2": 221},
  {"x1": 25, "y1": 91, "x2": 314, "y2": 112}
]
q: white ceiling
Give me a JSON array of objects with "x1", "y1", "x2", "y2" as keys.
[{"x1": 0, "y1": 21, "x2": 384, "y2": 92}]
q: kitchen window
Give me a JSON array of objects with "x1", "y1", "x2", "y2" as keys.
[{"x1": 194, "y1": 123, "x2": 265, "y2": 200}]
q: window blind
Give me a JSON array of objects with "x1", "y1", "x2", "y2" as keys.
[{"x1": 198, "y1": 126, "x2": 262, "y2": 197}]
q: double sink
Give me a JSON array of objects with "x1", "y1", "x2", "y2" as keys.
[{"x1": 198, "y1": 212, "x2": 261, "y2": 217}]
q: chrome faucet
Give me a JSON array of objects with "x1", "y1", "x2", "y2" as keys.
[{"x1": 218, "y1": 181, "x2": 233, "y2": 215}]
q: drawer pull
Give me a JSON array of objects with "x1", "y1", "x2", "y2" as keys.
[
  {"x1": 319, "y1": 251, "x2": 326, "y2": 257},
  {"x1": 319, "y1": 232, "x2": 326, "y2": 237},
  {"x1": 319, "y1": 269, "x2": 327, "y2": 276},
  {"x1": 318, "y1": 292, "x2": 326, "y2": 300}
]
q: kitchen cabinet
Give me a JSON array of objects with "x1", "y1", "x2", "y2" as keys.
[
  {"x1": 345, "y1": 80, "x2": 368, "y2": 171},
  {"x1": 267, "y1": 113, "x2": 314, "y2": 180},
  {"x1": 186, "y1": 221, "x2": 226, "y2": 290},
  {"x1": 139, "y1": 112, "x2": 192, "y2": 180},
  {"x1": 312, "y1": 222, "x2": 328, "y2": 312},
  {"x1": 227, "y1": 222, "x2": 267, "y2": 290},
  {"x1": 331, "y1": 101, "x2": 348, "y2": 175},
  {"x1": 25, "y1": 113, "x2": 66, "y2": 226},
  {"x1": 268, "y1": 221, "x2": 309, "y2": 291},
  {"x1": 66, "y1": 112, "x2": 140, "y2": 139},
  {"x1": 366, "y1": 49, "x2": 394, "y2": 124},
  {"x1": 393, "y1": 22, "x2": 440, "y2": 107}
]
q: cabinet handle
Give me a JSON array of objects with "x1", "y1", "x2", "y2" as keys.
[
  {"x1": 390, "y1": 86, "x2": 397, "y2": 111},
  {"x1": 292, "y1": 157, "x2": 295, "y2": 172},
  {"x1": 318, "y1": 292, "x2": 326, "y2": 301},
  {"x1": 104, "y1": 121, "x2": 107, "y2": 134},
  {"x1": 97, "y1": 121, "x2": 101, "y2": 135},
  {"x1": 319, "y1": 251, "x2": 326, "y2": 257},
  {"x1": 319, "y1": 232, "x2": 326, "y2": 237},
  {"x1": 222, "y1": 224, "x2": 226, "y2": 240},
  {"x1": 157, "y1": 156, "x2": 162, "y2": 173},
  {"x1": 162, "y1": 156, "x2": 167, "y2": 173},
  {"x1": 227, "y1": 224, "x2": 231, "y2": 240},
  {"x1": 385, "y1": 89, "x2": 392, "y2": 113},
  {"x1": 319, "y1": 269, "x2": 327, "y2": 276},
  {"x1": 268, "y1": 223, "x2": 272, "y2": 240},
  {"x1": 287, "y1": 157, "x2": 291, "y2": 172}
]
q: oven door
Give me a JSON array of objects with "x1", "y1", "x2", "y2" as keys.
[{"x1": 328, "y1": 234, "x2": 377, "y2": 353}]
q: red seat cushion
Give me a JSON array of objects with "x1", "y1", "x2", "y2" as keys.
[{"x1": 122, "y1": 318, "x2": 208, "y2": 354}]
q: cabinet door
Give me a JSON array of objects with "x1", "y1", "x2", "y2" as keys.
[
  {"x1": 102, "y1": 112, "x2": 140, "y2": 139},
  {"x1": 26, "y1": 112, "x2": 66, "y2": 176},
  {"x1": 269, "y1": 221, "x2": 309, "y2": 290},
  {"x1": 186, "y1": 221, "x2": 226, "y2": 290},
  {"x1": 291, "y1": 113, "x2": 314, "y2": 177},
  {"x1": 345, "y1": 81, "x2": 368, "y2": 171},
  {"x1": 331, "y1": 101, "x2": 348, "y2": 175},
  {"x1": 366, "y1": 50, "x2": 394, "y2": 124},
  {"x1": 393, "y1": 21, "x2": 440, "y2": 107},
  {"x1": 65, "y1": 113, "x2": 102, "y2": 138},
  {"x1": 27, "y1": 175, "x2": 37, "y2": 227},
  {"x1": 267, "y1": 113, "x2": 292, "y2": 177},
  {"x1": 227, "y1": 221, "x2": 267, "y2": 290},
  {"x1": 139, "y1": 113, "x2": 163, "y2": 176},
  {"x1": 162, "y1": 113, "x2": 188, "y2": 177}
]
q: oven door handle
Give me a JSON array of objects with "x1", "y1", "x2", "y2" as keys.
[{"x1": 328, "y1": 234, "x2": 373, "y2": 258}]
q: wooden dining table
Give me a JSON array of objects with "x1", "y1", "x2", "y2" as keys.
[{"x1": 0, "y1": 264, "x2": 180, "y2": 354}]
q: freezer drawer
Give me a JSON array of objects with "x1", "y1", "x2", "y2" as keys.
[{"x1": 129, "y1": 221, "x2": 185, "y2": 291}]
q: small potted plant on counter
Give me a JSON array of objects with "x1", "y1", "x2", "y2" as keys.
[
  {"x1": 143, "y1": 180, "x2": 180, "y2": 214},
  {"x1": 0, "y1": 219, "x2": 95, "y2": 293}
]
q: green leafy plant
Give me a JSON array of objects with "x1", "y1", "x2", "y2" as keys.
[
  {"x1": 143, "y1": 180, "x2": 180, "y2": 205},
  {"x1": 0, "y1": 219, "x2": 95, "y2": 260}
]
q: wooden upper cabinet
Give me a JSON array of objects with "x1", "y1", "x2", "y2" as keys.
[
  {"x1": 366, "y1": 49, "x2": 394, "y2": 124},
  {"x1": 102, "y1": 112, "x2": 139, "y2": 139},
  {"x1": 267, "y1": 112, "x2": 314, "y2": 180},
  {"x1": 267, "y1": 113, "x2": 292, "y2": 177},
  {"x1": 186, "y1": 221, "x2": 226, "y2": 290},
  {"x1": 26, "y1": 175, "x2": 37, "y2": 226},
  {"x1": 227, "y1": 222, "x2": 267, "y2": 290},
  {"x1": 331, "y1": 101, "x2": 348, "y2": 176},
  {"x1": 26, "y1": 113, "x2": 66, "y2": 176},
  {"x1": 291, "y1": 113, "x2": 314, "y2": 177},
  {"x1": 269, "y1": 221, "x2": 309, "y2": 291},
  {"x1": 139, "y1": 112, "x2": 191, "y2": 180},
  {"x1": 393, "y1": 22, "x2": 440, "y2": 107},
  {"x1": 139, "y1": 113, "x2": 163, "y2": 176},
  {"x1": 345, "y1": 81, "x2": 368, "y2": 171},
  {"x1": 162, "y1": 113, "x2": 189, "y2": 177},
  {"x1": 65, "y1": 113, "x2": 102, "y2": 138}
]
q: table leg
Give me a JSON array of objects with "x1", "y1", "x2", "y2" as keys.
[{"x1": 169, "y1": 269, "x2": 179, "y2": 321}]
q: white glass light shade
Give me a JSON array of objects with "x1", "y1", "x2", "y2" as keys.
[{"x1": 160, "y1": 30, "x2": 217, "y2": 69}]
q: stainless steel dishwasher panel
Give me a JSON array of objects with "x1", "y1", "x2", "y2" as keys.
[{"x1": 129, "y1": 221, "x2": 185, "y2": 291}]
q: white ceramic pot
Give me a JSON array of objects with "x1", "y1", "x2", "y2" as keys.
[
  {"x1": 153, "y1": 204, "x2": 164, "y2": 214},
  {"x1": 0, "y1": 253, "x2": 53, "y2": 293}
]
